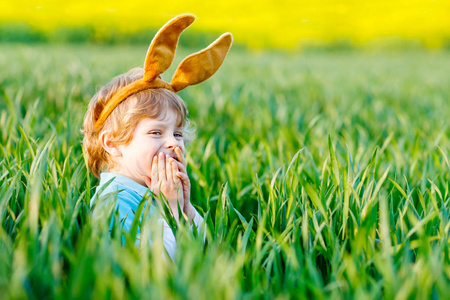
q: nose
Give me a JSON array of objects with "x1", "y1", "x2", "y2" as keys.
[{"x1": 164, "y1": 135, "x2": 179, "y2": 150}]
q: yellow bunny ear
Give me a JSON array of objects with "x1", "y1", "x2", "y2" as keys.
[
  {"x1": 170, "y1": 33, "x2": 233, "y2": 92},
  {"x1": 143, "y1": 14, "x2": 195, "y2": 82}
]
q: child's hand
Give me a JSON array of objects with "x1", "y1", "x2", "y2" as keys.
[
  {"x1": 142, "y1": 152, "x2": 184, "y2": 221},
  {"x1": 173, "y1": 147, "x2": 196, "y2": 222}
]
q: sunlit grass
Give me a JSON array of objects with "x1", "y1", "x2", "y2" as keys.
[{"x1": 0, "y1": 44, "x2": 450, "y2": 298}]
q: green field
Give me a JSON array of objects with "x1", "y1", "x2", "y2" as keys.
[{"x1": 1, "y1": 44, "x2": 449, "y2": 298}]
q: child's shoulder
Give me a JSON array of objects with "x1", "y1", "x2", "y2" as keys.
[{"x1": 91, "y1": 172, "x2": 150, "y2": 209}]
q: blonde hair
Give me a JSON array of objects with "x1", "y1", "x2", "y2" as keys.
[{"x1": 83, "y1": 68, "x2": 194, "y2": 178}]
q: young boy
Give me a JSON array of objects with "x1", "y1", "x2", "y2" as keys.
[{"x1": 82, "y1": 14, "x2": 232, "y2": 260}]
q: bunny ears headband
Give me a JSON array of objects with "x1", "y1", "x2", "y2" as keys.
[{"x1": 94, "y1": 14, "x2": 233, "y2": 129}]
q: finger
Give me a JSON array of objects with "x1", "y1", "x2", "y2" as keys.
[
  {"x1": 142, "y1": 175, "x2": 151, "y2": 188},
  {"x1": 171, "y1": 158, "x2": 179, "y2": 183},
  {"x1": 175, "y1": 145, "x2": 185, "y2": 155},
  {"x1": 145, "y1": 172, "x2": 162, "y2": 210},
  {"x1": 175, "y1": 146, "x2": 186, "y2": 166},
  {"x1": 175, "y1": 146, "x2": 186, "y2": 165},
  {"x1": 176, "y1": 171, "x2": 190, "y2": 204},
  {"x1": 158, "y1": 152, "x2": 166, "y2": 181},
  {"x1": 176, "y1": 171, "x2": 189, "y2": 183},
  {"x1": 176, "y1": 169, "x2": 190, "y2": 185},
  {"x1": 151, "y1": 155, "x2": 158, "y2": 184},
  {"x1": 173, "y1": 159, "x2": 187, "y2": 174},
  {"x1": 166, "y1": 154, "x2": 173, "y2": 183}
]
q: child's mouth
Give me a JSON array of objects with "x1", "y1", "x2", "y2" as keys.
[
  {"x1": 157, "y1": 153, "x2": 178, "y2": 162},
  {"x1": 168, "y1": 154, "x2": 179, "y2": 162}
]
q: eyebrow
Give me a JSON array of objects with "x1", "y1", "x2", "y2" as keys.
[{"x1": 143, "y1": 121, "x2": 184, "y2": 130}]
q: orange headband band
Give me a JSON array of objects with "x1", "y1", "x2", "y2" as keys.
[{"x1": 94, "y1": 14, "x2": 233, "y2": 129}]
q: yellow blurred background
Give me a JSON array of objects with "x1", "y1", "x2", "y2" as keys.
[{"x1": 1, "y1": 0, "x2": 449, "y2": 49}]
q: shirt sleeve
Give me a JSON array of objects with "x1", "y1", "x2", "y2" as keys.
[
  {"x1": 158, "y1": 208, "x2": 205, "y2": 260},
  {"x1": 114, "y1": 190, "x2": 141, "y2": 233},
  {"x1": 190, "y1": 208, "x2": 206, "y2": 241},
  {"x1": 192, "y1": 208, "x2": 203, "y2": 228},
  {"x1": 159, "y1": 218, "x2": 176, "y2": 261},
  {"x1": 116, "y1": 193, "x2": 177, "y2": 260},
  {"x1": 91, "y1": 188, "x2": 138, "y2": 234}
]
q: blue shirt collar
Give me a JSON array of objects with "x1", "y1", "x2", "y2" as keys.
[{"x1": 99, "y1": 172, "x2": 151, "y2": 198}]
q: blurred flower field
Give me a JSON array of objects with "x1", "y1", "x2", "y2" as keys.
[{"x1": 1, "y1": 0, "x2": 450, "y2": 49}]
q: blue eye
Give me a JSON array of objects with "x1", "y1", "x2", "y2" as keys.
[
  {"x1": 149, "y1": 131, "x2": 161, "y2": 136},
  {"x1": 174, "y1": 132, "x2": 183, "y2": 138}
]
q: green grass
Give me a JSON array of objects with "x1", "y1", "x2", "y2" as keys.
[{"x1": 1, "y1": 44, "x2": 450, "y2": 299}]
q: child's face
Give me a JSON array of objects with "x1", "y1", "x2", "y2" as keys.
[{"x1": 114, "y1": 109, "x2": 185, "y2": 186}]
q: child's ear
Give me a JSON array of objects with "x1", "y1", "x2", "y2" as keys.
[{"x1": 100, "y1": 131, "x2": 122, "y2": 157}]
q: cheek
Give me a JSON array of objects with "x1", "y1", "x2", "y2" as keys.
[
  {"x1": 149, "y1": 149, "x2": 160, "y2": 160},
  {"x1": 178, "y1": 141, "x2": 185, "y2": 152}
]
